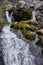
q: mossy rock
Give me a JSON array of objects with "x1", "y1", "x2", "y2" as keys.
[
  {"x1": 10, "y1": 22, "x2": 19, "y2": 30},
  {"x1": 10, "y1": 22, "x2": 30, "y2": 30},
  {"x1": 22, "y1": 28, "x2": 35, "y2": 40}
]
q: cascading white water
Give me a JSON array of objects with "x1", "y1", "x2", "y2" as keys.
[
  {"x1": 1, "y1": 25, "x2": 36, "y2": 65},
  {"x1": 6, "y1": 10, "x2": 13, "y2": 23}
]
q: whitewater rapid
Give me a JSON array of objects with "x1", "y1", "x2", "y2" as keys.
[{"x1": 1, "y1": 25, "x2": 36, "y2": 65}]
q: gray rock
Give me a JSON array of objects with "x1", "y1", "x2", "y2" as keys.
[{"x1": 29, "y1": 43, "x2": 42, "y2": 56}]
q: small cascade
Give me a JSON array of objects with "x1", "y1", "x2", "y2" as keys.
[
  {"x1": 5, "y1": 10, "x2": 13, "y2": 23},
  {"x1": 1, "y1": 25, "x2": 36, "y2": 65}
]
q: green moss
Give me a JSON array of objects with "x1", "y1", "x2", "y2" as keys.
[
  {"x1": 22, "y1": 29, "x2": 35, "y2": 40},
  {"x1": 10, "y1": 22, "x2": 19, "y2": 30},
  {"x1": 10, "y1": 22, "x2": 30, "y2": 30},
  {"x1": 20, "y1": 22, "x2": 30, "y2": 30}
]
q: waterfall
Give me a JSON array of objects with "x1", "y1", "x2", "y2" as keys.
[
  {"x1": 1, "y1": 9, "x2": 43, "y2": 65},
  {"x1": 6, "y1": 10, "x2": 13, "y2": 23},
  {"x1": 1, "y1": 25, "x2": 36, "y2": 65}
]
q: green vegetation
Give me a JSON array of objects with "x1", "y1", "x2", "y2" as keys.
[
  {"x1": 10, "y1": 22, "x2": 35, "y2": 40},
  {"x1": 10, "y1": 22, "x2": 30, "y2": 30}
]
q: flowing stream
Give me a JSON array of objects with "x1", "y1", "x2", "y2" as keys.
[
  {"x1": 1, "y1": 25, "x2": 36, "y2": 65},
  {"x1": 0, "y1": 10, "x2": 43, "y2": 65}
]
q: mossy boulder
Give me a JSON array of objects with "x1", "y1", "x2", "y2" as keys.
[{"x1": 22, "y1": 29, "x2": 35, "y2": 40}]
